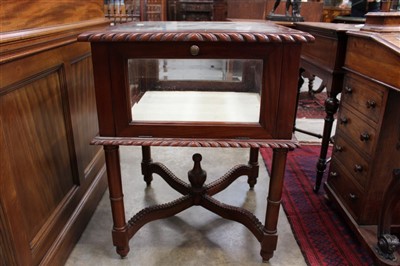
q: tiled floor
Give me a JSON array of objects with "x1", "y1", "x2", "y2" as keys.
[{"x1": 65, "y1": 73, "x2": 328, "y2": 265}]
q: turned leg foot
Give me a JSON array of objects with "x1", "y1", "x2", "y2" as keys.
[
  {"x1": 116, "y1": 246, "x2": 130, "y2": 258},
  {"x1": 260, "y1": 234, "x2": 278, "y2": 262}
]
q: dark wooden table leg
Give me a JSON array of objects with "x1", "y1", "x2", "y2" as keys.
[
  {"x1": 376, "y1": 169, "x2": 400, "y2": 261},
  {"x1": 314, "y1": 96, "x2": 339, "y2": 192},
  {"x1": 247, "y1": 147, "x2": 259, "y2": 189},
  {"x1": 307, "y1": 74, "x2": 315, "y2": 94},
  {"x1": 104, "y1": 145, "x2": 130, "y2": 257},
  {"x1": 141, "y1": 146, "x2": 153, "y2": 186},
  {"x1": 260, "y1": 148, "x2": 288, "y2": 261},
  {"x1": 294, "y1": 69, "x2": 323, "y2": 139}
]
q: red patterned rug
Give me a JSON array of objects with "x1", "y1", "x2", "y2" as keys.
[
  {"x1": 260, "y1": 145, "x2": 374, "y2": 266},
  {"x1": 297, "y1": 91, "x2": 326, "y2": 119}
]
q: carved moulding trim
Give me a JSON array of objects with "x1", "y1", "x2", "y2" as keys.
[
  {"x1": 91, "y1": 136, "x2": 299, "y2": 149},
  {"x1": 0, "y1": 18, "x2": 109, "y2": 64},
  {"x1": 78, "y1": 31, "x2": 314, "y2": 43}
]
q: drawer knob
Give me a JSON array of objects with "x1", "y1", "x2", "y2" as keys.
[
  {"x1": 334, "y1": 145, "x2": 343, "y2": 152},
  {"x1": 330, "y1": 171, "x2": 338, "y2": 177},
  {"x1": 344, "y1": 86, "x2": 353, "y2": 94},
  {"x1": 360, "y1": 132, "x2": 370, "y2": 142},
  {"x1": 349, "y1": 193, "x2": 358, "y2": 200},
  {"x1": 340, "y1": 117, "x2": 348, "y2": 124},
  {"x1": 366, "y1": 100, "x2": 376, "y2": 109},
  {"x1": 190, "y1": 45, "x2": 200, "y2": 56},
  {"x1": 354, "y1": 164, "x2": 363, "y2": 172}
]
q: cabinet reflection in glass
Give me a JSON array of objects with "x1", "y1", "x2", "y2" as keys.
[{"x1": 128, "y1": 59, "x2": 263, "y2": 123}]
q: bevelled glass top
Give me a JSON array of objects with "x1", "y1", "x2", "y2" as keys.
[{"x1": 111, "y1": 21, "x2": 287, "y2": 33}]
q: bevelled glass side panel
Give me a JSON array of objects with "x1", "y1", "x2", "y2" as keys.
[{"x1": 128, "y1": 59, "x2": 262, "y2": 123}]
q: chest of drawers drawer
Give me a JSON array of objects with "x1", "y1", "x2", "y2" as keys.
[
  {"x1": 336, "y1": 105, "x2": 377, "y2": 157},
  {"x1": 341, "y1": 72, "x2": 385, "y2": 125},
  {"x1": 328, "y1": 159, "x2": 365, "y2": 221},
  {"x1": 332, "y1": 135, "x2": 370, "y2": 189}
]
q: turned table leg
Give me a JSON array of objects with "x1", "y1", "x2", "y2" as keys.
[
  {"x1": 141, "y1": 146, "x2": 153, "y2": 185},
  {"x1": 294, "y1": 69, "x2": 323, "y2": 139},
  {"x1": 261, "y1": 148, "x2": 288, "y2": 261},
  {"x1": 104, "y1": 145, "x2": 130, "y2": 257},
  {"x1": 314, "y1": 96, "x2": 339, "y2": 192},
  {"x1": 247, "y1": 147, "x2": 259, "y2": 189}
]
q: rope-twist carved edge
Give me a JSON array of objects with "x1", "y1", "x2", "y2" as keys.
[
  {"x1": 127, "y1": 195, "x2": 191, "y2": 226},
  {"x1": 126, "y1": 195, "x2": 193, "y2": 238},
  {"x1": 203, "y1": 195, "x2": 267, "y2": 239},
  {"x1": 91, "y1": 136, "x2": 299, "y2": 149},
  {"x1": 78, "y1": 32, "x2": 315, "y2": 43},
  {"x1": 149, "y1": 162, "x2": 191, "y2": 194},
  {"x1": 205, "y1": 164, "x2": 251, "y2": 195}
]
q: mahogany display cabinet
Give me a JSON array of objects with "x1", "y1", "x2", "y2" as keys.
[{"x1": 78, "y1": 21, "x2": 313, "y2": 262}]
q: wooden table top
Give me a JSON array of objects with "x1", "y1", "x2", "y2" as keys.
[
  {"x1": 78, "y1": 21, "x2": 314, "y2": 43},
  {"x1": 294, "y1": 22, "x2": 362, "y2": 32}
]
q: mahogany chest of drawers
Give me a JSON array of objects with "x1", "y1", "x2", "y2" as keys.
[
  {"x1": 327, "y1": 71, "x2": 400, "y2": 225},
  {"x1": 324, "y1": 13, "x2": 400, "y2": 265}
]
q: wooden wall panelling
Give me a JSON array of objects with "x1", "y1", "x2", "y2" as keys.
[
  {"x1": 213, "y1": 0, "x2": 228, "y2": 21},
  {"x1": 0, "y1": 37, "x2": 108, "y2": 266},
  {"x1": 0, "y1": 0, "x2": 105, "y2": 32},
  {"x1": 226, "y1": 0, "x2": 267, "y2": 19},
  {"x1": 66, "y1": 50, "x2": 102, "y2": 180},
  {"x1": 0, "y1": 64, "x2": 77, "y2": 265},
  {"x1": 0, "y1": 1, "x2": 109, "y2": 265}
]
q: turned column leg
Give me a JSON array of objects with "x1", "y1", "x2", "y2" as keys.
[
  {"x1": 307, "y1": 75, "x2": 315, "y2": 94},
  {"x1": 260, "y1": 148, "x2": 288, "y2": 262},
  {"x1": 247, "y1": 147, "x2": 259, "y2": 189},
  {"x1": 294, "y1": 70, "x2": 323, "y2": 139},
  {"x1": 188, "y1": 153, "x2": 207, "y2": 205},
  {"x1": 104, "y1": 145, "x2": 130, "y2": 257},
  {"x1": 141, "y1": 146, "x2": 153, "y2": 186},
  {"x1": 314, "y1": 96, "x2": 339, "y2": 192}
]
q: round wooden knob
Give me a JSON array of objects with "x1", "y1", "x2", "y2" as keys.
[
  {"x1": 366, "y1": 100, "x2": 376, "y2": 109},
  {"x1": 190, "y1": 45, "x2": 200, "y2": 56},
  {"x1": 344, "y1": 86, "x2": 353, "y2": 94},
  {"x1": 334, "y1": 145, "x2": 343, "y2": 152},
  {"x1": 349, "y1": 193, "x2": 357, "y2": 200},
  {"x1": 360, "y1": 132, "x2": 370, "y2": 142},
  {"x1": 330, "y1": 171, "x2": 338, "y2": 177},
  {"x1": 354, "y1": 164, "x2": 363, "y2": 172}
]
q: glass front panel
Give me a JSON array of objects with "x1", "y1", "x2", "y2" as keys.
[{"x1": 128, "y1": 58, "x2": 262, "y2": 123}]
